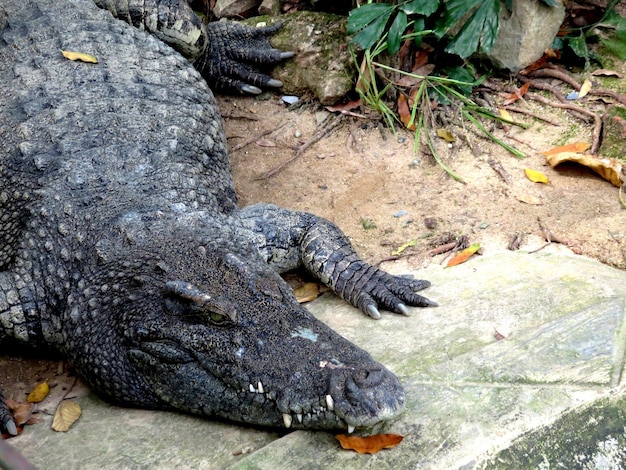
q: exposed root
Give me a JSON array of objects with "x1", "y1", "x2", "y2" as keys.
[{"x1": 525, "y1": 93, "x2": 602, "y2": 154}]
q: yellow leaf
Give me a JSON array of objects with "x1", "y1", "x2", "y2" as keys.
[
  {"x1": 52, "y1": 401, "x2": 82, "y2": 432},
  {"x1": 578, "y1": 79, "x2": 592, "y2": 99},
  {"x1": 436, "y1": 129, "x2": 455, "y2": 142},
  {"x1": 392, "y1": 239, "x2": 417, "y2": 256},
  {"x1": 524, "y1": 168, "x2": 549, "y2": 184},
  {"x1": 336, "y1": 433, "x2": 404, "y2": 454},
  {"x1": 294, "y1": 283, "x2": 320, "y2": 303},
  {"x1": 497, "y1": 108, "x2": 515, "y2": 123},
  {"x1": 27, "y1": 381, "x2": 49, "y2": 403},
  {"x1": 447, "y1": 243, "x2": 480, "y2": 267},
  {"x1": 60, "y1": 50, "x2": 98, "y2": 64},
  {"x1": 541, "y1": 142, "x2": 590, "y2": 156},
  {"x1": 545, "y1": 152, "x2": 624, "y2": 187}
]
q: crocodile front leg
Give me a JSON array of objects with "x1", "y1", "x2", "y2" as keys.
[
  {"x1": 238, "y1": 204, "x2": 436, "y2": 319},
  {"x1": 94, "y1": 0, "x2": 293, "y2": 94}
]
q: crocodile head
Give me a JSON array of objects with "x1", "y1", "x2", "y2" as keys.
[{"x1": 72, "y1": 211, "x2": 404, "y2": 432}]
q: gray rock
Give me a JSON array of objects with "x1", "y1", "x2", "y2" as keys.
[
  {"x1": 250, "y1": 11, "x2": 355, "y2": 105},
  {"x1": 214, "y1": 0, "x2": 262, "y2": 19},
  {"x1": 485, "y1": 0, "x2": 566, "y2": 71},
  {"x1": 258, "y1": 0, "x2": 281, "y2": 16}
]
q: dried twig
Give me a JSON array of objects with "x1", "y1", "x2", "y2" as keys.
[
  {"x1": 536, "y1": 218, "x2": 582, "y2": 254},
  {"x1": 230, "y1": 122, "x2": 288, "y2": 152},
  {"x1": 258, "y1": 116, "x2": 344, "y2": 179},
  {"x1": 500, "y1": 105, "x2": 561, "y2": 126},
  {"x1": 488, "y1": 157, "x2": 512, "y2": 184},
  {"x1": 221, "y1": 112, "x2": 260, "y2": 121},
  {"x1": 508, "y1": 231, "x2": 525, "y2": 250}
]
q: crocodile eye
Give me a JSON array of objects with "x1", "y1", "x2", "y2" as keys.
[{"x1": 209, "y1": 311, "x2": 225, "y2": 324}]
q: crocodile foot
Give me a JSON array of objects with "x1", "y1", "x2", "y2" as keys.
[
  {"x1": 195, "y1": 22, "x2": 294, "y2": 94},
  {"x1": 0, "y1": 391, "x2": 17, "y2": 437},
  {"x1": 351, "y1": 270, "x2": 437, "y2": 320}
]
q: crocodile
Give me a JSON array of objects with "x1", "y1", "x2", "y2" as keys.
[{"x1": 0, "y1": 0, "x2": 435, "y2": 436}]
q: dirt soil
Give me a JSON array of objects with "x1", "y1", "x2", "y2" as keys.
[{"x1": 220, "y1": 91, "x2": 626, "y2": 274}]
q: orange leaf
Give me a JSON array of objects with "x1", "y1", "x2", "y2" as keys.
[
  {"x1": 398, "y1": 94, "x2": 415, "y2": 131},
  {"x1": 502, "y1": 81, "x2": 530, "y2": 105},
  {"x1": 447, "y1": 243, "x2": 480, "y2": 267},
  {"x1": 541, "y1": 142, "x2": 590, "y2": 156},
  {"x1": 545, "y1": 152, "x2": 624, "y2": 187},
  {"x1": 336, "y1": 433, "x2": 404, "y2": 454}
]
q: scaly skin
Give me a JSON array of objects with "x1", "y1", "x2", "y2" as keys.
[
  {"x1": 94, "y1": 0, "x2": 294, "y2": 93},
  {"x1": 0, "y1": 0, "x2": 434, "y2": 436}
]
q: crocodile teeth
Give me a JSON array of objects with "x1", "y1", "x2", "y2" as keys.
[
  {"x1": 257, "y1": 381, "x2": 264, "y2": 394},
  {"x1": 249, "y1": 384, "x2": 255, "y2": 393},
  {"x1": 283, "y1": 413, "x2": 293, "y2": 428},
  {"x1": 296, "y1": 413, "x2": 303, "y2": 423},
  {"x1": 325, "y1": 394, "x2": 334, "y2": 411},
  {"x1": 347, "y1": 425, "x2": 355, "y2": 434}
]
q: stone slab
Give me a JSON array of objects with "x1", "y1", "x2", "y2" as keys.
[{"x1": 6, "y1": 250, "x2": 626, "y2": 469}]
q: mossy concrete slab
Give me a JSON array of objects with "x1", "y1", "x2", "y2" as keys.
[{"x1": 6, "y1": 250, "x2": 626, "y2": 468}]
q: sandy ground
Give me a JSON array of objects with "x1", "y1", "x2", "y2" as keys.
[{"x1": 220, "y1": 89, "x2": 625, "y2": 274}]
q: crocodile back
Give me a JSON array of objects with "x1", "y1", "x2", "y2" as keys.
[{"x1": 0, "y1": 0, "x2": 237, "y2": 268}]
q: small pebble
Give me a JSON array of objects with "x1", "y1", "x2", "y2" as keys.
[
  {"x1": 397, "y1": 136, "x2": 406, "y2": 144},
  {"x1": 294, "y1": 129, "x2": 302, "y2": 138},
  {"x1": 424, "y1": 217, "x2": 437, "y2": 229},
  {"x1": 281, "y1": 95, "x2": 299, "y2": 105},
  {"x1": 393, "y1": 210, "x2": 409, "y2": 218},
  {"x1": 478, "y1": 221, "x2": 490, "y2": 229}
]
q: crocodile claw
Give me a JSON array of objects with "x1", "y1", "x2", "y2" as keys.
[
  {"x1": 195, "y1": 21, "x2": 294, "y2": 95},
  {"x1": 365, "y1": 304, "x2": 381, "y2": 320},
  {"x1": 349, "y1": 266, "x2": 436, "y2": 318}
]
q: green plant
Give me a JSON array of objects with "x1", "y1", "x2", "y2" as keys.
[
  {"x1": 554, "y1": 0, "x2": 626, "y2": 67},
  {"x1": 348, "y1": 0, "x2": 560, "y2": 60},
  {"x1": 352, "y1": 32, "x2": 527, "y2": 181}
]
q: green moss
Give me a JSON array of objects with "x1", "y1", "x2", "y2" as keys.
[
  {"x1": 552, "y1": 123, "x2": 582, "y2": 147},
  {"x1": 483, "y1": 394, "x2": 626, "y2": 468}
]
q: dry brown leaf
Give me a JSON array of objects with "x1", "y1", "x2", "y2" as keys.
[
  {"x1": 52, "y1": 400, "x2": 82, "y2": 432},
  {"x1": 255, "y1": 139, "x2": 276, "y2": 147},
  {"x1": 592, "y1": 69, "x2": 624, "y2": 78},
  {"x1": 397, "y1": 94, "x2": 415, "y2": 130},
  {"x1": 60, "y1": 50, "x2": 98, "y2": 64},
  {"x1": 325, "y1": 99, "x2": 362, "y2": 113},
  {"x1": 447, "y1": 243, "x2": 480, "y2": 267},
  {"x1": 6, "y1": 399, "x2": 35, "y2": 427},
  {"x1": 294, "y1": 282, "x2": 319, "y2": 303},
  {"x1": 545, "y1": 152, "x2": 624, "y2": 187},
  {"x1": 541, "y1": 142, "x2": 590, "y2": 156},
  {"x1": 524, "y1": 168, "x2": 549, "y2": 184},
  {"x1": 436, "y1": 129, "x2": 455, "y2": 142},
  {"x1": 515, "y1": 193, "x2": 543, "y2": 205},
  {"x1": 27, "y1": 381, "x2": 49, "y2": 403},
  {"x1": 336, "y1": 433, "x2": 404, "y2": 454}
]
